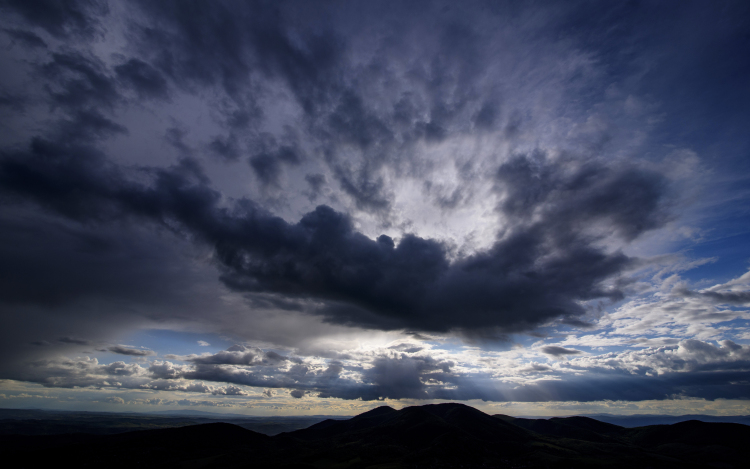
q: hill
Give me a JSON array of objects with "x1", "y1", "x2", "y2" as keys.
[{"x1": 3, "y1": 403, "x2": 750, "y2": 468}]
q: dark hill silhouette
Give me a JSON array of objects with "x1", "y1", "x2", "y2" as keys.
[
  {"x1": 6, "y1": 422, "x2": 270, "y2": 468},
  {"x1": 301, "y1": 405, "x2": 397, "y2": 436},
  {"x1": 4, "y1": 404, "x2": 750, "y2": 468},
  {"x1": 286, "y1": 403, "x2": 531, "y2": 447},
  {"x1": 496, "y1": 414, "x2": 626, "y2": 442},
  {"x1": 626, "y1": 419, "x2": 750, "y2": 449}
]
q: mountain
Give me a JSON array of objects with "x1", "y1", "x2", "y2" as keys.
[
  {"x1": 586, "y1": 413, "x2": 750, "y2": 427},
  {"x1": 3, "y1": 403, "x2": 750, "y2": 468},
  {"x1": 495, "y1": 414, "x2": 625, "y2": 443}
]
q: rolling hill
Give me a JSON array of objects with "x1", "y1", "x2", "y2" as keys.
[{"x1": 3, "y1": 403, "x2": 749, "y2": 468}]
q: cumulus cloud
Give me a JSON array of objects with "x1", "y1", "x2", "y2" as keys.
[{"x1": 6, "y1": 338, "x2": 750, "y2": 403}]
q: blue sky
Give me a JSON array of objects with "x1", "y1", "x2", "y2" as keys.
[{"x1": 0, "y1": 0, "x2": 749, "y2": 416}]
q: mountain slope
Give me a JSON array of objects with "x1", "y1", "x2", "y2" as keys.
[{"x1": 4, "y1": 405, "x2": 750, "y2": 468}]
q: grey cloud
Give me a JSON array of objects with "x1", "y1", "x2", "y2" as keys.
[
  {"x1": 1, "y1": 0, "x2": 744, "y2": 405},
  {"x1": 0, "y1": 0, "x2": 671, "y2": 362},
  {"x1": 58, "y1": 337, "x2": 90, "y2": 345},
  {"x1": 473, "y1": 101, "x2": 498, "y2": 130},
  {"x1": 114, "y1": 58, "x2": 169, "y2": 101},
  {"x1": 108, "y1": 345, "x2": 155, "y2": 356},
  {"x1": 58, "y1": 109, "x2": 128, "y2": 142},
  {"x1": 209, "y1": 135, "x2": 240, "y2": 161},
  {"x1": 149, "y1": 361, "x2": 187, "y2": 380},
  {"x1": 495, "y1": 153, "x2": 668, "y2": 241},
  {"x1": 541, "y1": 346, "x2": 582, "y2": 357},
  {"x1": 212, "y1": 384, "x2": 248, "y2": 396},
  {"x1": 165, "y1": 128, "x2": 193, "y2": 156},
  {"x1": 0, "y1": 0, "x2": 108, "y2": 39},
  {"x1": 3, "y1": 28, "x2": 47, "y2": 48},
  {"x1": 0, "y1": 135, "x2": 665, "y2": 333},
  {"x1": 102, "y1": 361, "x2": 141, "y2": 376},
  {"x1": 13, "y1": 340, "x2": 750, "y2": 403},
  {"x1": 521, "y1": 363, "x2": 553, "y2": 373},
  {"x1": 677, "y1": 288, "x2": 750, "y2": 306},
  {"x1": 183, "y1": 345, "x2": 288, "y2": 366},
  {"x1": 304, "y1": 173, "x2": 326, "y2": 201},
  {"x1": 249, "y1": 145, "x2": 301, "y2": 187},
  {"x1": 332, "y1": 164, "x2": 391, "y2": 214},
  {"x1": 0, "y1": 92, "x2": 25, "y2": 111},
  {"x1": 388, "y1": 344, "x2": 424, "y2": 354},
  {"x1": 124, "y1": 1, "x2": 496, "y2": 214},
  {"x1": 41, "y1": 52, "x2": 119, "y2": 111}
]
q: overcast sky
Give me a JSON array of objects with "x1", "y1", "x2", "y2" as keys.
[{"x1": 1, "y1": 0, "x2": 749, "y2": 416}]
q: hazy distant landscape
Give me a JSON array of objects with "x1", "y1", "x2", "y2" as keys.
[
  {"x1": 3, "y1": 407, "x2": 750, "y2": 437},
  {"x1": 3, "y1": 404, "x2": 750, "y2": 468},
  {"x1": 0, "y1": 408, "x2": 345, "y2": 437}
]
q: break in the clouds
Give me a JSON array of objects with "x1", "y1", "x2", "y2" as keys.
[{"x1": 0, "y1": 0, "x2": 749, "y2": 413}]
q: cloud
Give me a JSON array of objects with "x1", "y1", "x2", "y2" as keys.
[
  {"x1": 541, "y1": 346, "x2": 582, "y2": 357},
  {"x1": 600, "y1": 270, "x2": 750, "y2": 340},
  {"x1": 107, "y1": 345, "x2": 156, "y2": 357},
  {"x1": 3, "y1": 28, "x2": 47, "y2": 48},
  {"x1": 0, "y1": 0, "x2": 748, "y2": 408},
  {"x1": 0, "y1": 0, "x2": 108, "y2": 39},
  {"x1": 176, "y1": 345, "x2": 288, "y2": 366},
  {"x1": 114, "y1": 58, "x2": 169, "y2": 101},
  {"x1": 0, "y1": 140, "x2": 667, "y2": 335},
  {"x1": 58, "y1": 337, "x2": 91, "y2": 345},
  {"x1": 197, "y1": 340, "x2": 210, "y2": 347},
  {"x1": 7, "y1": 337, "x2": 750, "y2": 403},
  {"x1": 41, "y1": 52, "x2": 120, "y2": 111}
]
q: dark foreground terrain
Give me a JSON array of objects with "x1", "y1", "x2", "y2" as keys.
[
  {"x1": 0, "y1": 408, "x2": 338, "y2": 437},
  {"x1": 3, "y1": 403, "x2": 749, "y2": 468}
]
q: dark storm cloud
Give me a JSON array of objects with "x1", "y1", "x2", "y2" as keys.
[
  {"x1": 41, "y1": 52, "x2": 119, "y2": 111},
  {"x1": 121, "y1": 0, "x2": 501, "y2": 214},
  {"x1": 304, "y1": 173, "x2": 327, "y2": 201},
  {"x1": 58, "y1": 109, "x2": 128, "y2": 142},
  {"x1": 3, "y1": 0, "x2": 747, "y2": 407},
  {"x1": 114, "y1": 59, "x2": 169, "y2": 101},
  {"x1": 331, "y1": 164, "x2": 391, "y2": 214},
  {"x1": 0, "y1": 130, "x2": 667, "y2": 332},
  {"x1": 495, "y1": 153, "x2": 668, "y2": 241},
  {"x1": 209, "y1": 135, "x2": 240, "y2": 161},
  {"x1": 2, "y1": 28, "x2": 47, "y2": 48},
  {"x1": 248, "y1": 144, "x2": 301, "y2": 186},
  {"x1": 0, "y1": 0, "x2": 673, "y2": 337},
  {"x1": 0, "y1": 0, "x2": 108, "y2": 39},
  {"x1": 0, "y1": 92, "x2": 25, "y2": 111}
]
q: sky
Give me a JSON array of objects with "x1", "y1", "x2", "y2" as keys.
[{"x1": 0, "y1": 0, "x2": 749, "y2": 417}]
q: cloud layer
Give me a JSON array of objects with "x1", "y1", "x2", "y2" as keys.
[{"x1": 0, "y1": 0, "x2": 749, "y2": 409}]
